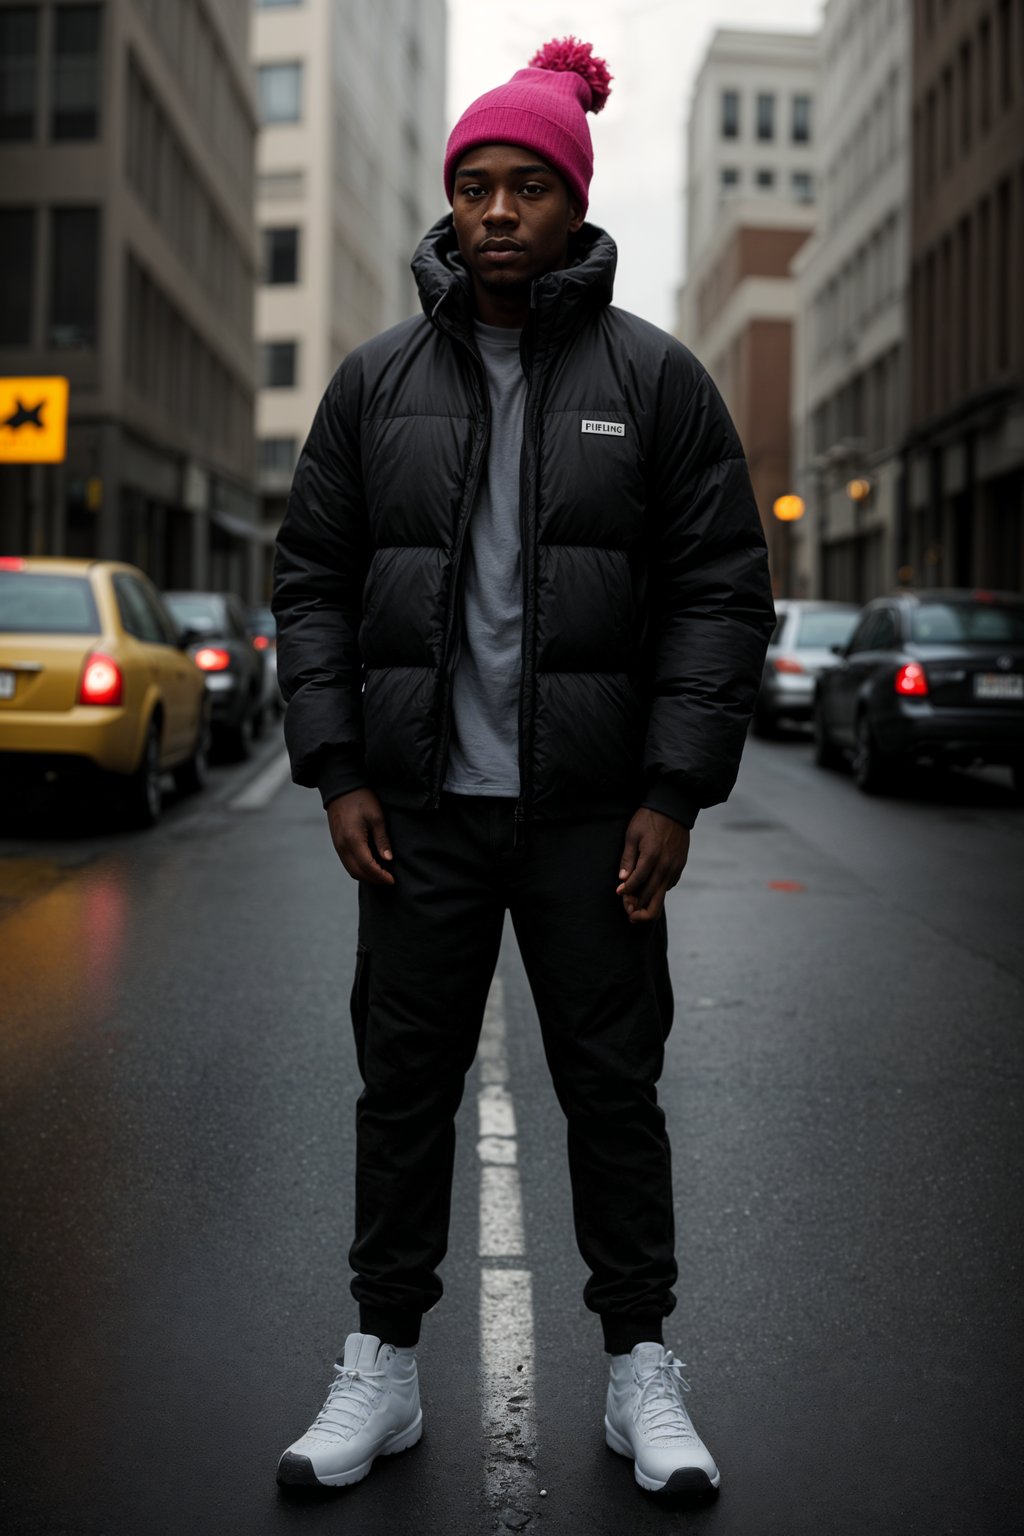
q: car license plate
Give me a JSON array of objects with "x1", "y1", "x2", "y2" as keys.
[
  {"x1": 974, "y1": 673, "x2": 1023, "y2": 700},
  {"x1": 0, "y1": 671, "x2": 15, "y2": 700}
]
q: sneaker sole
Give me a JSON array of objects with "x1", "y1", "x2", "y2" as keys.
[
  {"x1": 277, "y1": 1413, "x2": 423, "y2": 1489},
  {"x1": 604, "y1": 1417, "x2": 721, "y2": 1494}
]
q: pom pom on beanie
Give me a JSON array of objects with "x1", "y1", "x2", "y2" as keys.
[
  {"x1": 528, "y1": 37, "x2": 612, "y2": 114},
  {"x1": 444, "y1": 37, "x2": 613, "y2": 215}
]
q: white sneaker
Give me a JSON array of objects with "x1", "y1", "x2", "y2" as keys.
[
  {"x1": 276, "y1": 1333, "x2": 422, "y2": 1488},
  {"x1": 605, "y1": 1343, "x2": 721, "y2": 1494}
]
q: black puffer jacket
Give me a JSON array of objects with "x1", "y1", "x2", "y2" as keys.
[{"x1": 273, "y1": 217, "x2": 775, "y2": 828}]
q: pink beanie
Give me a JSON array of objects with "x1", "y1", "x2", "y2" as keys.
[{"x1": 444, "y1": 38, "x2": 612, "y2": 216}]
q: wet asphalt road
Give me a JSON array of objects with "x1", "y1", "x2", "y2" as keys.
[{"x1": 1, "y1": 729, "x2": 1022, "y2": 1536}]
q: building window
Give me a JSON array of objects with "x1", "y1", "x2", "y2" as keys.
[
  {"x1": 258, "y1": 437, "x2": 298, "y2": 474},
  {"x1": 51, "y1": 5, "x2": 102, "y2": 141},
  {"x1": 0, "y1": 7, "x2": 38, "y2": 141},
  {"x1": 755, "y1": 168, "x2": 775, "y2": 189},
  {"x1": 998, "y1": 0, "x2": 1013, "y2": 109},
  {"x1": 792, "y1": 94, "x2": 811, "y2": 143},
  {"x1": 720, "y1": 166, "x2": 740, "y2": 189},
  {"x1": 257, "y1": 62, "x2": 303, "y2": 124},
  {"x1": 996, "y1": 178, "x2": 1011, "y2": 371},
  {"x1": 977, "y1": 197, "x2": 990, "y2": 382},
  {"x1": 49, "y1": 207, "x2": 99, "y2": 348},
  {"x1": 262, "y1": 226, "x2": 299, "y2": 284},
  {"x1": 261, "y1": 340, "x2": 297, "y2": 388},
  {"x1": 756, "y1": 92, "x2": 775, "y2": 141},
  {"x1": 978, "y1": 16, "x2": 992, "y2": 133},
  {"x1": 957, "y1": 214, "x2": 972, "y2": 393},
  {"x1": 721, "y1": 89, "x2": 739, "y2": 139},
  {"x1": 0, "y1": 209, "x2": 34, "y2": 344},
  {"x1": 792, "y1": 171, "x2": 814, "y2": 203},
  {"x1": 959, "y1": 39, "x2": 972, "y2": 152}
]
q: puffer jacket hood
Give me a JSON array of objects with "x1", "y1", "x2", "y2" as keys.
[
  {"x1": 273, "y1": 217, "x2": 775, "y2": 828},
  {"x1": 411, "y1": 213, "x2": 617, "y2": 340}
]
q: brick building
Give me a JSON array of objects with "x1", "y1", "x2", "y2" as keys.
[
  {"x1": 905, "y1": 0, "x2": 1024, "y2": 591},
  {"x1": 677, "y1": 29, "x2": 819, "y2": 595}
]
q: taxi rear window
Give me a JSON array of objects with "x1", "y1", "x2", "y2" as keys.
[{"x1": 0, "y1": 572, "x2": 101, "y2": 634}]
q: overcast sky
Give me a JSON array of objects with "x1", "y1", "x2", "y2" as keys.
[{"x1": 446, "y1": 0, "x2": 823, "y2": 331}]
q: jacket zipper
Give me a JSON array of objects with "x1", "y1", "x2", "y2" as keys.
[
  {"x1": 429, "y1": 322, "x2": 491, "y2": 807},
  {"x1": 513, "y1": 302, "x2": 543, "y2": 845}
]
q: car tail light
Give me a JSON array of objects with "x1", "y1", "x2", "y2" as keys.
[
  {"x1": 79, "y1": 653, "x2": 123, "y2": 706},
  {"x1": 773, "y1": 656, "x2": 805, "y2": 675},
  {"x1": 0, "y1": 556, "x2": 26, "y2": 570},
  {"x1": 194, "y1": 646, "x2": 231, "y2": 672},
  {"x1": 895, "y1": 662, "x2": 928, "y2": 697},
  {"x1": 252, "y1": 634, "x2": 270, "y2": 651}
]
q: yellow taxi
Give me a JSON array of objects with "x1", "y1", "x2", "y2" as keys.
[{"x1": 0, "y1": 556, "x2": 210, "y2": 826}]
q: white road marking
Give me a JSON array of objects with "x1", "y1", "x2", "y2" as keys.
[
  {"x1": 480, "y1": 1268, "x2": 536, "y2": 1514},
  {"x1": 477, "y1": 977, "x2": 538, "y2": 1517},
  {"x1": 479, "y1": 1166, "x2": 526, "y2": 1257},
  {"x1": 478, "y1": 1083, "x2": 517, "y2": 1138},
  {"x1": 227, "y1": 749, "x2": 291, "y2": 811},
  {"x1": 477, "y1": 1135, "x2": 517, "y2": 1165}
]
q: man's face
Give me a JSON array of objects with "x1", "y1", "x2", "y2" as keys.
[{"x1": 452, "y1": 143, "x2": 585, "y2": 295}]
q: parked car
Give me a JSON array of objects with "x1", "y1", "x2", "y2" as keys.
[
  {"x1": 813, "y1": 588, "x2": 1024, "y2": 794},
  {"x1": 753, "y1": 600, "x2": 860, "y2": 736},
  {"x1": 0, "y1": 556, "x2": 209, "y2": 826},
  {"x1": 162, "y1": 590, "x2": 266, "y2": 760},
  {"x1": 247, "y1": 605, "x2": 284, "y2": 718}
]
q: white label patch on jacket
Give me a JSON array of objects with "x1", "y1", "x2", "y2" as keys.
[{"x1": 581, "y1": 419, "x2": 626, "y2": 437}]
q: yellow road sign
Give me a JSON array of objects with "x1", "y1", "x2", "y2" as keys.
[{"x1": 0, "y1": 377, "x2": 70, "y2": 463}]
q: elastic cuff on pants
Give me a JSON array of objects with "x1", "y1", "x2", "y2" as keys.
[
  {"x1": 358, "y1": 1305, "x2": 422, "y2": 1349},
  {"x1": 601, "y1": 1314, "x2": 666, "y2": 1356}
]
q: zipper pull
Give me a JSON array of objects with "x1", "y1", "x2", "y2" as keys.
[{"x1": 513, "y1": 802, "x2": 525, "y2": 848}]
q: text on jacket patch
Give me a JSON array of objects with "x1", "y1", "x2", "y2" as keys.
[{"x1": 582, "y1": 419, "x2": 626, "y2": 436}]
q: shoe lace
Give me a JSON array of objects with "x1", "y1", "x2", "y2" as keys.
[
  {"x1": 310, "y1": 1363, "x2": 388, "y2": 1441},
  {"x1": 636, "y1": 1352, "x2": 696, "y2": 1441}
]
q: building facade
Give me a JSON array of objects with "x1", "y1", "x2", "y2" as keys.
[
  {"x1": 677, "y1": 29, "x2": 819, "y2": 595},
  {"x1": 904, "y1": 0, "x2": 1024, "y2": 592},
  {"x1": 790, "y1": 0, "x2": 911, "y2": 602},
  {"x1": 252, "y1": 0, "x2": 447, "y2": 567},
  {"x1": 0, "y1": 0, "x2": 262, "y2": 595}
]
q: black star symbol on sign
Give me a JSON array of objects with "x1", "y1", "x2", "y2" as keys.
[{"x1": 2, "y1": 399, "x2": 46, "y2": 431}]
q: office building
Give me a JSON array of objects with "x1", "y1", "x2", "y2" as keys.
[
  {"x1": 0, "y1": 0, "x2": 261, "y2": 594},
  {"x1": 253, "y1": 0, "x2": 447, "y2": 555},
  {"x1": 790, "y1": 0, "x2": 910, "y2": 601},
  {"x1": 677, "y1": 29, "x2": 819, "y2": 594},
  {"x1": 903, "y1": 0, "x2": 1024, "y2": 591}
]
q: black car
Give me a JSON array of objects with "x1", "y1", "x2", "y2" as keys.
[
  {"x1": 813, "y1": 589, "x2": 1024, "y2": 794},
  {"x1": 163, "y1": 590, "x2": 266, "y2": 760},
  {"x1": 247, "y1": 605, "x2": 284, "y2": 718}
]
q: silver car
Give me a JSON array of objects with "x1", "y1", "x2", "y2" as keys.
[{"x1": 753, "y1": 600, "x2": 860, "y2": 736}]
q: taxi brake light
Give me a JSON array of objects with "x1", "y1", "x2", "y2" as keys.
[
  {"x1": 895, "y1": 662, "x2": 928, "y2": 697},
  {"x1": 773, "y1": 656, "x2": 805, "y2": 674},
  {"x1": 79, "y1": 653, "x2": 123, "y2": 706},
  {"x1": 0, "y1": 556, "x2": 26, "y2": 570},
  {"x1": 194, "y1": 646, "x2": 231, "y2": 672}
]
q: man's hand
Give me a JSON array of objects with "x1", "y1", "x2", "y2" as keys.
[
  {"x1": 326, "y1": 788, "x2": 395, "y2": 887},
  {"x1": 616, "y1": 808, "x2": 690, "y2": 923}
]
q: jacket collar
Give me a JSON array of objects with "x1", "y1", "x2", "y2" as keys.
[{"x1": 411, "y1": 215, "x2": 617, "y2": 347}]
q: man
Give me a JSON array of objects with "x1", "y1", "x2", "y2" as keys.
[{"x1": 272, "y1": 38, "x2": 774, "y2": 1499}]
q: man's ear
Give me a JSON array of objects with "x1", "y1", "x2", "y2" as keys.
[{"x1": 568, "y1": 198, "x2": 585, "y2": 234}]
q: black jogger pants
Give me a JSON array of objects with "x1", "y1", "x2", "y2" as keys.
[{"x1": 349, "y1": 794, "x2": 678, "y2": 1355}]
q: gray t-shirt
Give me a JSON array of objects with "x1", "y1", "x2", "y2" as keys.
[{"x1": 443, "y1": 321, "x2": 525, "y2": 797}]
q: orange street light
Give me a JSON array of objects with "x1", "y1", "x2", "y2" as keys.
[
  {"x1": 847, "y1": 477, "x2": 872, "y2": 502},
  {"x1": 772, "y1": 494, "x2": 805, "y2": 522}
]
